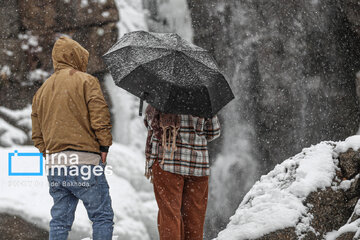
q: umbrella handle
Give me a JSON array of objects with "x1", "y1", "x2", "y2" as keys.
[
  {"x1": 139, "y1": 99, "x2": 144, "y2": 116},
  {"x1": 139, "y1": 92, "x2": 148, "y2": 117}
]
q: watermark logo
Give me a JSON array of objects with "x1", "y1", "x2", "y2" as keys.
[
  {"x1": 8, "y1": 150, "x2": 43, "y2": 176},
  {"x1": 7, "y1": 150, "x2": 113, "y2": 181}
]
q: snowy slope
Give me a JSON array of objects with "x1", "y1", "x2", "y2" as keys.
[
  {"x1": 215, "y1": 136, "x2": 360, "y2": 240},
  {"x1": 0, "y1": 144, "x2": 157, "y2": 240}
]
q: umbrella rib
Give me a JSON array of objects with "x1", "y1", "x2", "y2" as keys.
[
  {"x1": 178, "y1": 52, "x2": 213, "y2": 115},
  {"x1": 124, "y1": 45, "x2": 207, "y2": 52},
  {"x1": 104, "y1": 45, "x2": 172, "y2": 57},
  {"x1": 178, "y1": 51, "x2": 219, "y2": 80},
  {"x1": 126, "y1": 45, "x2": 174, "y2": 51},
  {"x1": 177, "y1": 52, "x2": 202, "y2": 84},
  {"x1": 180, "y1": 50, "x2": 220, "y2": 71},
  {"x1": 106, "y1": 45, "x2": 208, "y2": 55},
  {"x1": 118, "y1": 51, "x2": 175, "y2": 82}
]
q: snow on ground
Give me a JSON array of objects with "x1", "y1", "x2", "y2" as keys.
[
  {"x1": 0, "y1": 105, "x2": 32, "y2": 146},
  {"x1": 215, "y1": 136, "x2": 360, "y2": 240},
  {"x1": 0, "y1": 143, "x2": 158, "y2": 240},
  {"x1": 0, "y1": 104, "x2": 32, "y2": 129},
  {"x1": 0, "y1": 118, "x2": 28, "y2": 146}
]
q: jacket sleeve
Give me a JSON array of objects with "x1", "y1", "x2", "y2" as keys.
[
  {"x1": 84, "y1": 77, "x2": 112, "y2": 149},
  {"x1": 31, "y1": 95, "x2": 46, "y2": 154},
  {"x1": 204, "y1": 115, "x2": 221, "y2": 142}
]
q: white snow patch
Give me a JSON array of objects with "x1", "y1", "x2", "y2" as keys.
[
  {"x1": 102, "y1": 11, "x2": 110, "y2": 18},
  {"x1": 28, "y1": 69, "x2": 49, "y2": 83},
  {"x1": 3, "y1": 49, "x2": 14, "y2": 57},
  {"x1": 332, "y1": 174, "x2": 359, "y2": 192},
  {"x1": 81, "y1": 0, "x2": 89, "y2": 8},
  {"x1": 0, "y1": 119, "x2": 28, "y2": 146},
  {"x1": 0, "y1": 65, "x2": 11, "y2": 77},
  {"x1": 0, "y1": 105, "x2": 32, "y2": 141},
  {"x1": 28, "y1": 35, "x2": 39, "y2": 47},
  {"x1": 21, "y1": 43, "x2": 29, "y2": 51},
  {"x1": 0, "y1": 105, "x2": 31, "y2": 123},
  {"x1": 19, "y1": 33, "x2": 42, "y2": 53},
  {"x1": 93, "y1": 0, "x2": 107, "y2": 4},
  {"x1": 335, "y1": 135, "x2": 360, "y2": 154},
  {"x1": 97, "y1": 28, "x2": 105, "y2": 36}
]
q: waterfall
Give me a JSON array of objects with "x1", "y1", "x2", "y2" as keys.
[{"x1": 106, "y1": 0, "x2": 148, "y2": 147}]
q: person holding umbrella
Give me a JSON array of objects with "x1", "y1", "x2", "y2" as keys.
[
  {"x1": 103, "y1": 31, "x2": 234, "y2": 239},
  {"x1": 143, "y1": 104, "x2": 220, "y2": 239}
]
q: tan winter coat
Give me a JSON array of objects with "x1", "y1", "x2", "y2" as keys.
[{"x1": 31, "y1": 37, "x2": 112, "y2": 154}]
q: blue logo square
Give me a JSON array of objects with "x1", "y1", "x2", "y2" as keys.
[{"x1": 8, "y1": 150, "x2": 44, "y2": 176}]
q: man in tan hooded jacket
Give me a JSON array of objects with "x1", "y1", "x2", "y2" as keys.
[
  {"x1": 32, "y1": 36, "x2": 112, "y2": 156},
  {"x1": 31, "y1": 36, "x2": 114, "y2": 240}
]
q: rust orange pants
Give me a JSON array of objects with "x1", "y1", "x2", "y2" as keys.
[{"x1": 152, "y1": 161, "x2": 209, "y2": 240}]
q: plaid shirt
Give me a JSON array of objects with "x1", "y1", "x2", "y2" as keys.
[{"x1": 144, "y1": 114, "x2": 221, "y2": 176}]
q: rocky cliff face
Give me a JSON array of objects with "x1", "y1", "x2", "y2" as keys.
[
  {"x1": 187, "y1": 0, "x2": 360, "y2": 237},
  {"x1": 0, "y1": 0, "x2": 119, "y2": 146}
]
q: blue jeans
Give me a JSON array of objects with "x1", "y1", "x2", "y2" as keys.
[{"x1": 47, "y1": 164, "x2": 114, "y2": 240}]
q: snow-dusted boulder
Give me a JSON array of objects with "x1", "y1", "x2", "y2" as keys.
[{"x1": 216, "y1": 136, "x2": 360, "y2": 240}]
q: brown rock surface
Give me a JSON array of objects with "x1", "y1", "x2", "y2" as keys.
[
  {"x1": 0, "y1": 0, "x2": 20, "y2": 39},
  {"x1": 18, "y1": 0, "x2": 119, "y2": 32},
  {"x1": 0, "y1": 213, "x2": 48, "y2": 240},
  {"x1": 337, "y1": 232, "x2": 355, "y2": 240},
  {"x1": 257, "y1": 228, "x2": 298, "y2": 240},
  {"x1": 339, "y1": 149, "x2": 360, "y2": 179}
]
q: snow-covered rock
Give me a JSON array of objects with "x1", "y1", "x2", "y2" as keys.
[
  {"x1": 216, "y1": 136, "x2": 360, "y2": 240},
  {"x1": 0, "y1": 105, "x2": 32, "y2": 147}
]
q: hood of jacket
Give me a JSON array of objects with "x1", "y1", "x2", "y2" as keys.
[{"x1": 52, "y1": 36, "x2": 89, "y2": 72}]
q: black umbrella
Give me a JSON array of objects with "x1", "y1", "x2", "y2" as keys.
[{"x1": 102, "y1": 31, "x2": 235, "y2": 118}]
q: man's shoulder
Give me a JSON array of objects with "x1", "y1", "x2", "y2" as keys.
[
  {"x1": 33, "y1": 74, "x2": 55, "y2": 99},
  {"x1": 67, "y1": 69, "x2": 96, "y2": 81},
  {"x1": 74, "y1": 71, "x2": 98, "y2": 85}
]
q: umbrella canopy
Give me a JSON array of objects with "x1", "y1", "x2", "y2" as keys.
[{"x1": 103, "y1": 30, "x2": 235, "y2": 118}]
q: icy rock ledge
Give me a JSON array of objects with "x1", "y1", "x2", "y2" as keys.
[{"x1": 215, "y1": 135, "x2": 360, "y2": 240}]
